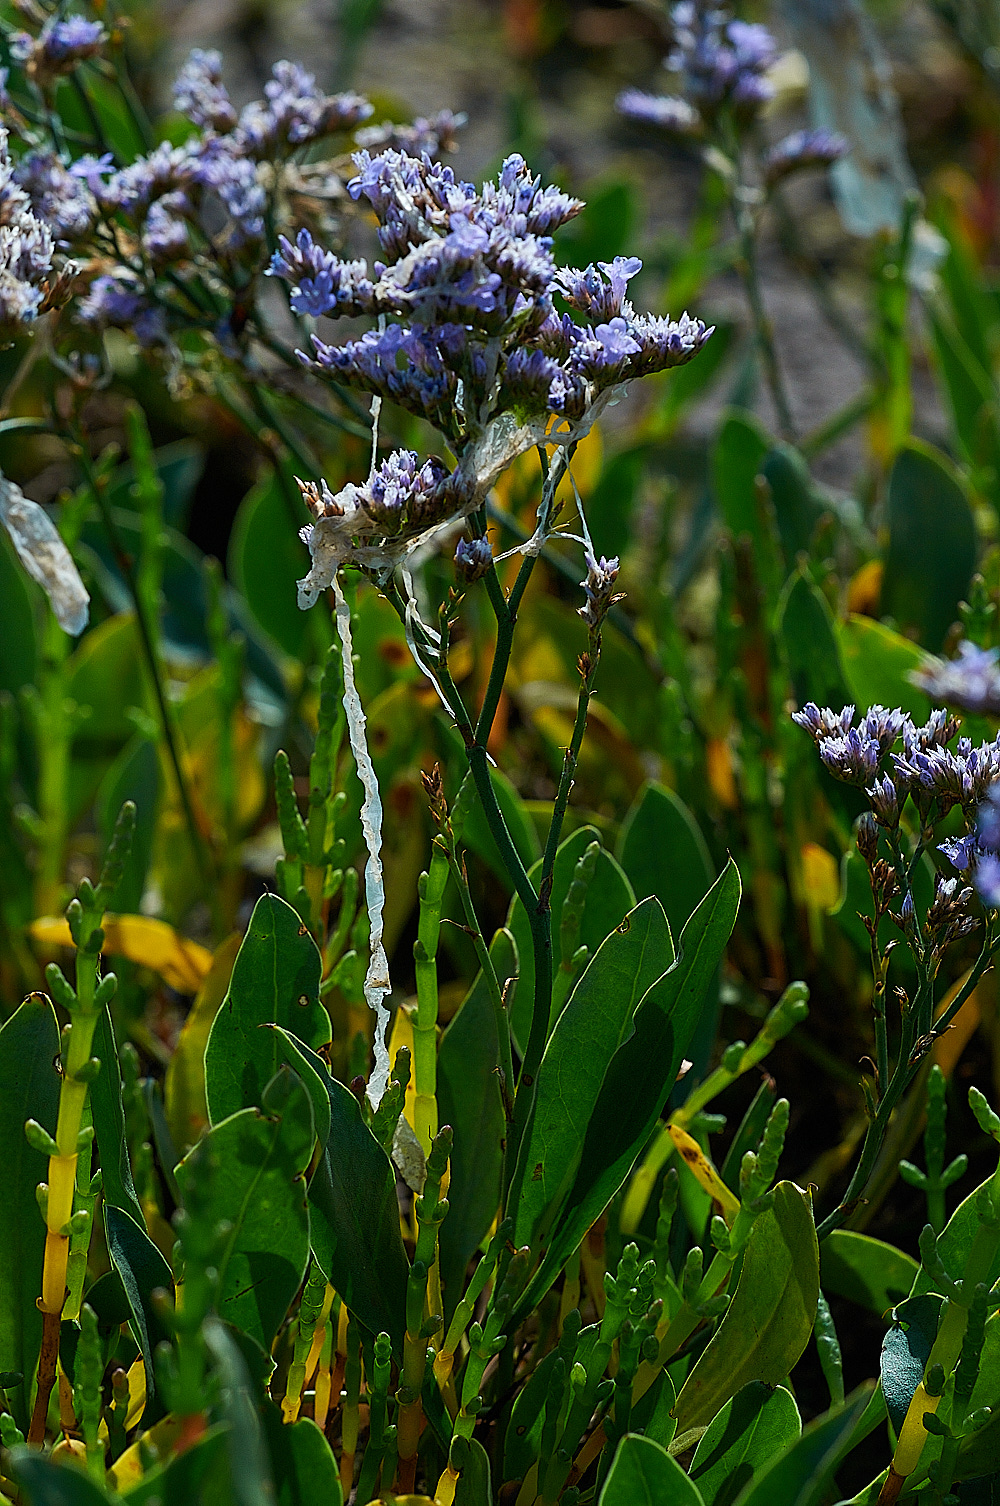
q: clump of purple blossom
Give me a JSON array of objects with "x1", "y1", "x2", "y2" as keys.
[
  {"x1": 579, "y1": 550, "x2": 624, "y2": 630},
  {"x1": 10, "y1": 15, "x2": 107, "y2": 82},
  {"x1": 794, "y1": 696, "x2": 1000, "y2": 922},
  {"x1": 454, "y1": 535, "x2": 493, "y2": 582},
  {"x1": 912, "y1": 640, "x2": 1000, "y2": 719},
  {"x1": 268, "y1": 147, "x2": 712, "y2": 597},
  {"x1": 0, "y1": 130, "x2": 58, "y2": 336},
  {"x1": 616, "y1": 2, "x2": 848, "y2": 190}
]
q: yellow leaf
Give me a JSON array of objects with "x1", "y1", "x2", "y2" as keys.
[
  {"x1": 668, "y1": 1124, "x2": 741, "y2": 1223},
  {"x1": 31, "y1": 914, "x2": 213, "y2": 993},
  {"x1": 164, "y1": 933, "x2": 241, "y2": 1154},
  {"x1": 106, "y1": 1415, "x2": 183, "y2": 1492},
  {"x1": 846, "y1": 559, "x2": 883, "y2": 617},
  {"x1": 800, "y1": 843, "x2": 841, "y2": 913},
  {"x1": 387, "y1": 1004, "x2": 417, "y2": 1133}
]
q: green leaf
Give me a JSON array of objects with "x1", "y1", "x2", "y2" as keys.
[
  {"x1": 453, "y1": 1435, "x2": 493, "y2": 1506},
  {"x1": 205, "y1": 894, "x2": 330, "y2": 1126},
  {"x1": 519, "y1": 861, "x2": 741, "y2": 1314},
  {"x1": 712, "y1": 411, "x2": 771, "y2": 545},
  {"x1": 836, "y1": 615, "x2": 931, "y2": 722},
  {"x1": 508, "y1": 825, "x2": 635, "y2": 1054},
  {"x1": 104, "y1": 1205, "x2": 173, "y2": 1426},
  {"x1": 778, "y1": 572, "x2": 851, "y2": 715},
  {"x1": 0, "y1": 997, "x2": 60, "y2": 1430},
  {"x1": 176, "y1": 1068, "x2": 315, "y2": 1351},
  {"x1": 911, "y1": 1172, "x2": 1000, "y2": 1300},
  {"x1": 881, "y1": 440, "x2": 977, "y2": 651},
  {"x1": 879, "y1": 1293, "x2": 943, "y2": 1434},
  {"x1": 261, "y1": 1405, "x2": 344, "y2": 1506},
  {"x1": 616, "y1": 782, "x2": 714, "y2": 940},
  {"x1": 66, "y1": 613, "x2": 145, "y2": 747},
  {"x1": 763, "y1": 445, "x2": 823, "y2": 564},
  {"x1": 265, "y1": 1028, "x2": 332, "y2": 1152},
  {"x1": 91, "y1": 1007, "x2": 145, "y2": 1230},
  {"x1": 598, "y1": 1434, "x2": 705, "y2": 1506},
  {"x1": 512, "y1": 897, "x2": 676, "y2": 1252},
  {"x1": 690, "y1": 1382, "x2": 802, "y2": 1506},
  {"x1": 630, "y1": 1367, "x2": 678, "y2": 1452},
  {"x1": 437, "y1": 928, "x2": 517, "y2": 1320},
  {"x1": 730, "y1": 1386, "x2": 874, "y2": 1506},
  {"x1": 820, "y1": 1230, "x2": 919, "y2": 1314},
  {"x1": 0, "y1": 525, "x2": 38, "y2": 697},
  {"x1": 674, "y1": 1182, "x2": 820, "y2": 1434},
  {"x1": 228, "y1": 472, "x2": 311, "y2": 659},
  {"x1": 306, "y1": 1062, "x2": 410, "y2": 1355},
  {"x1": 122, "y1": 1422, "x2": 230, "y2": 1504},
  {"x1": 10, "y1": 1451, "x2": 114, "y2": 1506},
  {"x1": 204, "y1": 1317, "x2": 276, "y2": 1506}
]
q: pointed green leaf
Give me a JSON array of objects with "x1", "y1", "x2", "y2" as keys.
[
  {"x1": 519, "y1": 861, "x2": 741, "y2": 1313},
  {"x1": 690, "y1": 1382, "x2": 801, "y2": 1506},
  {"x1": 713, "y1": 411, "x2": 770, "y2": 546},
  {"x1": 92, "y1": 1006, "x2": 145, "y2": 1230},
  {"x1": 763, "y1": 445, "x2": 823, "y2": 563},
  {"x1": 453, "y1": 1435, "x2": 492, "y2": 1506},
  {"x1": 205, "y1": 894, "x2": 330, "y2": 1126},
  {"x1": 262, "y1": 1405, "x2": 344, "y2": 1506},
  {"x1": 306, "y1": 1061, "x2": 409, "y2": 1355},
  {"x1": 674, "y1": 1182, "x2": 820, "y2": 1434},
  {"x1": 438, "y1": 928, "x2": 517, "y2": 1319},
  {"x1": 881, "y1": 439, "x2": 976, "y2": 651},
  {"x1": 512, "y1": 896, "x2": 675, "y2": 1251},
  {"x1": 104, "y1": 1205, "x2": 173, "y2": 1426},
  {"x1": 616, "y1": 782, "x2": 714, "y2": 940},
  {"x1": 176, "y1": 1067, "x2": 314, "y2": 1350},
  {"x1": 0, "y1": 997, "x2": 60, "y2": 1430},
  {"x1": 508, "y1": 825, "x2": 635, "y2": 1053},
  {"x1": 778, "y1": 572, "x2": 851, "y2": 716},
  {"x1": 598, "y1": 1434, "x2": 705, "y2": 1506},
  {"x1": 730, "y1": 1386, "x2": 873, "y2": 1506}
]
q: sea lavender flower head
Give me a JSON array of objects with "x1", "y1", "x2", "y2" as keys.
[
  {"x1": 0, "y1": 130, "x2": 56, "y2": 336},
  {"x1": 237, "y1": 60, "x2": 371, "y2": 156},
  {"x1": 454, "y1": 535, "x2": 493, "y2": 582},
  {"x1": 912, "y1": 640, "x2": 1000, "y2": 719},
  {"x1": 14, "y1": 152, "x2": 94, "y2": 242},
  {"x1": 790, "y1": 702, "x2": 856, "y2": 744},
  {"x1": 615, "y1": 89, "x2": 701, "y2": 136},
  {"x1": 579, "y1": 550, "x2": 624, "y2": 630},
  {"x1": 172, "y1": 49, "x2": 238, "y2": 134},
  {"x1": 763, "y1": 129, "x2": 849, "y2": 188},
  {"x1": 10, "y1": 15, "x2": 107, "y2": 81}
]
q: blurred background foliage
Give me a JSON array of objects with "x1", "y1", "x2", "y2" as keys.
[{"x1": 2, "y1": 0, "x2": 1000, "y2": 1468}]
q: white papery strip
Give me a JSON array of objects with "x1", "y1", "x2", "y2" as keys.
[
  {"x1": 0, "y1": 472, "x2": 89, "y2": 635},
  {"x1": 332, "y1": 575, "x2": 391, "y2": 1108}
]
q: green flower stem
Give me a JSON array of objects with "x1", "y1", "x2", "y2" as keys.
[
  {"x1": 281, "y1": 1261, "x2": 327, "y2": 1423},
  {"x1": 538, "y1": 642, "x2": 600, "y2": 895},
  {"x1": 72, "y1": 439, "x2": 213, "y2": 894},
  {"x1": 413, "y1": 843, "x2": 449, "y2": 1153},
  {"x1": 28, "y1": 806, "x2": 134, "y2": 1444}
]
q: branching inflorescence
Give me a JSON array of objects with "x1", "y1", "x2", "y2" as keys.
[{"x1": 269, "y1": 148, "x2": 712, "y2": 592}]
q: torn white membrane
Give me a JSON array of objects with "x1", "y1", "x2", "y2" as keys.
[
  {"x1": 332, "y1": 576, "x2": 392, "y2": 1108},
  {"x1": 0, "y1": 472, "x2": 89, "y2": 635}
]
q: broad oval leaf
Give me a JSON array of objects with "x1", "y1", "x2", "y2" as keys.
[
  {"x1": 512, "y1": 896, "x2": 675, "y2": 1252},
  {"x1": 730, "y1": 1386, "x2": 874, "y2": 1506},
  {"x1": 205, "y1": 894, "x2": 330, "y2": 1126},
  {"x1": 176, "y1": 1068, "x2": 314, "y2": 1351},
  {"x1": 821, "y1": 1230, "x2": 919, "y2": 1315},
  {"x1": 261, "y1": 1405, "x2": 344, "y2": 1506},
  {"x1": 438, "y1": 928, "x2": 517, "y2": 1319},
  {"x1": 104, "y1": 1205, "x2": 173, "y2": 1427},
  {"x1": 598, "y1": 1434, "x2": 705, "y2": 1506},
  {"x1": 674, "y1": 1182, "x2": 820, "y2": 1435},
  {"x1": 0, "y1": 997, "x2": 60, "y2": 1431},
  {"x1": 10, "y1": 1450, "x2": 115, "y2": 1505},
  {"x1": 712, "y1": 410, "x2": 770, "y2": 548},
  {"x1": 881, "y1": 440, "x2": 976, "y2": 651},
  {"x1": 228, "y1": 472, "x2": 311, "y2": 660},
  {"x1": 778, "y1": 571, "x2": 851, "y2": 716},
  {"x1": 518, "y1": 860, "x2": 741, "y2": 1315},
  {"x1": 690, "y1": 1382, "x2": 801, "y2": 1506},
  {"x1": 616, "y1": 782, "x2": 714, "y2": 941},
  {"x1": 836, "y1": 615, "x2": 931, "y2": 723},
  {"x1": 306, "y1": 1060, "x2": 410, "y2": 1356}
]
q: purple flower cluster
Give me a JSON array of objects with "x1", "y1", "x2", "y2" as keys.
[
  {"x1": 794, "y1": 697, "x2": 1000, "y2": 916},
  {"x1": 0, "y1": 130, "x2": 57, "y2": 335},
  {"x1": 579, "y1": 550, "x2": 624, "y2": 630},
  {"x1": 763, "y1": 129, "x2": 849, "y2": 188},
  {"x1": 14, "y1": 47, "x2": 380, "y2": 343},
  {"x1": 270, "y1": 150, "x2": 712, "y2": 442},
  {"x1": 10, "y1": 15, "x2": 107, "y2": 82},
  {"x1": 454, "y1": 535, "x2": 493, "y2": 582},
  {"x1": 617, "y1": 1, "x2": 777, "y2": 137},
  {"x1": 912, "y1": 641, "x2": 1000, "y2": 719},
  {"x1": 355, "y1": 110, "x2": 466, "y2": 159}
]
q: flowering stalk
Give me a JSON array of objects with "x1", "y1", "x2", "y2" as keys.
[{"x1": 26, "y1": 803, "x2": 134, "y2": 1443}]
